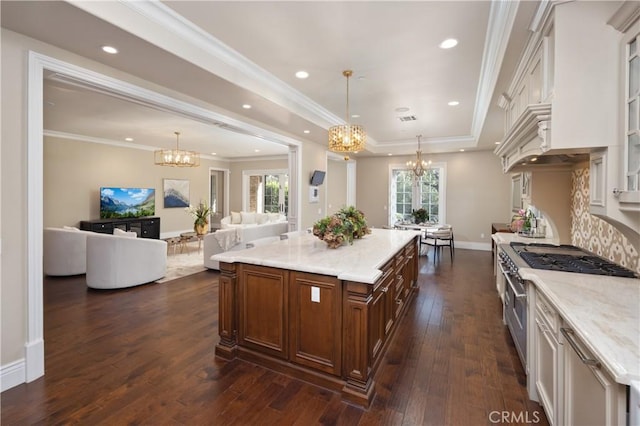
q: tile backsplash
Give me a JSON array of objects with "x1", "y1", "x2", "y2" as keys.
[{"x1": 571, "y1": 167, "x2": 639, "y2": 274}]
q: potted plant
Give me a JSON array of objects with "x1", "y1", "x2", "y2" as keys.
[
  {"x1": 186, "y1": 200, "x2": 211, "y2": 235},
  {"x1": 312, "y1": 206, "x2": 371, "y2": 248},
  {"x1": 411, "y1": 208, "x2": 429, "y2": 224}
]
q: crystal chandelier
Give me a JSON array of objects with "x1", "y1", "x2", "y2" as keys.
[
  {"x1": 406, "y1": 134, "x2": 431, "y2": 177},
  {"x1": 154, "y1": 131, "x2": 200, "y2": 167},
  {"x1": 328, "y1": 70, "x2": 366, "y2": 156}
]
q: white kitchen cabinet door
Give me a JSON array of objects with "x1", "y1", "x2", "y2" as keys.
[
  {"x1": 535, "y1": 317, "x2": 559, "y2": 425},
  {"x1": 562, "y1": 328, "x2": 624, "y2": 426}
]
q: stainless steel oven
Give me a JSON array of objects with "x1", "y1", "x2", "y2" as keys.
[{"x1": 498, "y1": 244, "x2": 530, "y2": 371}]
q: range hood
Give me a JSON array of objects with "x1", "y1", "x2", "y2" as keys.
[{"x1": 494, "y1": 103, "x2": 590, "y2": 173}]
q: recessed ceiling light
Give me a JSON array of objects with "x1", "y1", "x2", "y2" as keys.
[
  {"x1": 211, "y1": 152, "x2": 217, "y2": 156},
  {"x1": 242, "y1": 104, "x2": 252, "y2": 109},
  {"x1": 448, "y1": 101, "x2": 460, "y2": 106},
  {"x1": 254, "y1": 149, "x2": 260, "y2": 153},
  {"x1": 459, "y1": 149, "x2": 465, "y2": 152},
  {"x1": 495, "y1": 141, "x2": 501, "y2": 145},
  {"x1": 303, "y1": 130, "x2": 310, "y2": 134},
  {"x1": 124, "y1": 137, "x2": 133, "y2": 142},
  {"x1": 101, "y1": 45, "x2": 118, "y2": 54},
  {"x1": 395, "y1": 107, "x2": 410, "y2": 113},
  {"x1": 351, "y1": 114, "x2": 360, "y2": 118},
  {"x1": 388, "y1": 153, "x2": 393, "y2": 156},
  {"x1": 531, "y1": 157, "x2": 538, "y2": 162},
  {"x1": 439, "y1": 38, "x2": 458, "y2": 49},
  {"x1": 295, "y1": 70, "x2": 309, "y2": 79}
]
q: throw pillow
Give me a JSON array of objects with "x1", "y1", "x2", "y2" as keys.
[
  {"x1": 231, "y1": 211, "x2": 242, "y2": 224},
  {"x1": 256, "y1": 213, "x2": 269, "y2": 225},
  {"x1": 114, "y1": 228, "x2": 137, "y2": 238},
  {"x1": 63, "y1": 225, "x2": 80, "y2": 231},
  {"x1": 267, "y1": 212, "x2": 282, "y2": 223},
  {"x1": 241, "y1": 211, "x2": 257, "y2": 224}
]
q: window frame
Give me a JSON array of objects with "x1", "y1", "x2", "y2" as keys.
[{"x1": 388, "y1": 162, "x2": 446, "y2": 225}]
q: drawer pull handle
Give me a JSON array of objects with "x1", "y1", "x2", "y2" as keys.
[
  {"x1": 535, "y1": 318, "x2": 549, "y2": 335},
  {"x1": 560, "y1": 327, "x2": 600, "y2": 368},
  {"x1": 381, "y1": 286, "x2": 389, "y2": 293}
]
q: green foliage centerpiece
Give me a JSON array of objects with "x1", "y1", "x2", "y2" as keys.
[
  {"x1": 186, "y1": 200, "x2": 211, "y2": 235},
  {"x1": 312, "y1": 206, "x2": 372, "y2": 249}
]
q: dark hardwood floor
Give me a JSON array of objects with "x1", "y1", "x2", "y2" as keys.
[{"x1": 1, "y1": 249, "x2": 547, "y2": 425}]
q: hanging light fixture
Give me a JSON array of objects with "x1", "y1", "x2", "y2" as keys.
[
  {"x1": 328, "y1": 70, "x2": 366, "y2": 156},
  {"x1": 154, "y1": 131, "x2": 200, "y2": 167},
  {"x1": 406, "y1": 134, "x2": 431, "y2": 177}
]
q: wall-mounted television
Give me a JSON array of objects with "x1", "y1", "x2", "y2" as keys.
[
  {"x1": 100, "y1": 187, "x2": 155, "y2": 219},
  {"x1": 310, "y1": 170, "x2": 326, "y2": 186}
]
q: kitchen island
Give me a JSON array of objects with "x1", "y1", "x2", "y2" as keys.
[{"x1": 212, "y1": 229, "x2": 420, "y2": 407}]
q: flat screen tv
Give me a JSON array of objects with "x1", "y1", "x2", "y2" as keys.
[
  {"x1": 100, "y1": 187, "x2": 155, "y2": 219},
  {"x1": 310, "y1": 170, "x2": 326, "y2": 186}
]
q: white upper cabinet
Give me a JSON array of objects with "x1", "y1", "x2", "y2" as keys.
[
  {"x1": 497, "y1": 1, "x2": 640, "y2": 243},
  {"x1": 620, "y1": 25, "x2": 640, "y2": 206}
]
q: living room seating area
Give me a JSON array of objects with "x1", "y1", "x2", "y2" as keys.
[{"x1": 44, "y1": 227, "x2": 167, "y2": 289}]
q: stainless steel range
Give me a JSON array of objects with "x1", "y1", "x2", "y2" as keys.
[
  {"x1": 509, "y1": 242, "x2": 638, "y2": 278},
  {"x1": 497, "y1": 242, "x2": 638, "y2": 373}
]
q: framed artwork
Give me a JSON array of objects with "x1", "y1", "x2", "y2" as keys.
[{"x1": 163, "y1": 179, "x2": 190, "y2": 208}]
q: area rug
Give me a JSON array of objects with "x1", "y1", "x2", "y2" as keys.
[{"x1": 157, "y1": 248, "x2": 207, "y2": 283}]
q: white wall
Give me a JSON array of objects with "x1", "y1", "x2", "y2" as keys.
[
  {"x1": 44, "y1": 136, "x2": 228, "y2": 235},
  {"x1": 356, "y1": 150, "x2": 512, "y2": 248},
  {"x1": 327, "y1": 158, "x2": 348, "y2": 215}
]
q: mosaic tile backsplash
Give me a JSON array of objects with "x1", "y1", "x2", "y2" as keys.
[{"x1": 571, "y1": 167, "x2": 640, "y2": 274}]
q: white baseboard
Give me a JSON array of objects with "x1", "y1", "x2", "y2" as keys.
[
  {"x1": 1, "y1": 358, "x2": 26, "y2": 392},
  {"x1": 25, "y1": 338, "x2": 45, "y2": 382},
  {"x1": 454, "y1": 241, "x2": 492, "y2": 251}
]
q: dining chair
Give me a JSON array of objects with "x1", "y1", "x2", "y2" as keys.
[{"x1": 421, "y1": 225, "x2": 454, "y2": 262}]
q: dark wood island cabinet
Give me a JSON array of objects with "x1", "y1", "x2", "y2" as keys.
[{"x1": 213, "y1": 229, "x2": 420, "y2": 407}]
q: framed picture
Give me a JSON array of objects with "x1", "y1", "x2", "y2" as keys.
[{"x1": 163, "y1": 179, "x2": 189, "y2": 208}]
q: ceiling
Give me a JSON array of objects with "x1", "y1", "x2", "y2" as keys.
[{"x1": 1, "y1": 1, "x2": 540, "y2": 160}]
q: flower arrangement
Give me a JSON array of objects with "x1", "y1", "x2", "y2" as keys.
[
  {"x1": 312, "y1": 206, "x2": 371, "y2": 249},
  {"x1": 411, "y1": 208, "x2": 429, "y2": 224},
  {"x1": 511, "y1": 208, "x2": 535, "y2": 233},
  {"x1": 185, "y1": 200, "x2": 211, "y2": 233}
]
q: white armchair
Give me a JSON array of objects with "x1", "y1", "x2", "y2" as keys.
[
  {"x1": 86, "y1": 233, "x2": 167, "y2": 289},
  {"x1": 43, "y1": 227, "x2": 92, "y2": 276}
]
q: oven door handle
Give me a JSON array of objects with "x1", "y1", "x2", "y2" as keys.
[{"x1": 502, "y1": 267, "x2": 527, "y2": 299}]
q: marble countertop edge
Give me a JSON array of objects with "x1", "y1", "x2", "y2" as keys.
[
  {"x1": 520, "y1": 268, "x2": 640, "y2": 384},
  {"x1": 212, "y1": 229, "x2": 420, "y2": 284}
]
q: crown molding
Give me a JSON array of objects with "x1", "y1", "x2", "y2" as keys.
[
  {"x1": 44, "y1": 130, "x2": 225, "y2": 162},
  {"x1": 470, "y1": 0, "x2": 520, "y2": 144},
  {"x1": 607, "y1": 1, "x2": 640, "y2": 33},
  {"x1": 71, "y1": 0, "x2": 343, "y2": 130}
]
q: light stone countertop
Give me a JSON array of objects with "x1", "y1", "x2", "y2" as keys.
[
  {"x1": 520, "y1": 268, "x2": 640, "y2": 385},
  {"x1": 212, "y1": 228, "x2": 421, "y2": 284},
  {"x1": 492, "y1": 231, "x2": 559, "y2": 245},
  {"x1": 493, "y1": 232, "x2": 640, "y2": 384}
]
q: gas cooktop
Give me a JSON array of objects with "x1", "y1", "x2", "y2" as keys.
[{"x1": 509, "y1": 242, "x2": 638, "y2": 278}]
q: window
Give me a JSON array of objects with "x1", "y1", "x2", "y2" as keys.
[
  {"x1": 264, "y1": 174, "x2": 288, "y2": 214},
  {"x1": 389, "y1": 164, "x2": 445, "y2": 225},
  {"x1": 243, "y1": 169, "x2": 288, "y2": 215}
]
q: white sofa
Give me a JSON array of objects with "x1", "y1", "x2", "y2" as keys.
[
  {"x1": 86, "y1": 232, "x2": 167, "y2": 289},
  {"x1": 204, "y1": 216, "x2": 289, "y2": 270},
  {"x1": 220, "y1": 211, "x2": 286, "y2": 229},
  {"x1": 43, "y1": 227, "x2": 93, "y2": 276}
]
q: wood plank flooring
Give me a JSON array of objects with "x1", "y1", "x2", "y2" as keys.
[{"x1": 1, "y1": 249, "x2": 548, "y2": 425}]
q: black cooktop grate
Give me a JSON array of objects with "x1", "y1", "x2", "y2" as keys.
[{"x1": 519, "y1": 252, "x2": 637, "y2": 278}]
